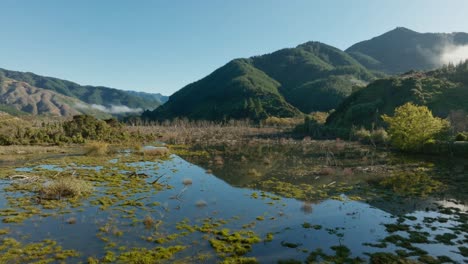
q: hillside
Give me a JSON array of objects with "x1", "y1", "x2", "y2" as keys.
[
  {"x1": 144, "y1": 42, "x2": 379, "y2": 121},
  {"x1": 143, "y1": 59, "x2": 301, "y2": 121},
  {"x1": 346, "y1": 27, "x2": 468, "y2": 74},
  {"x1": 326, "y1": 61, "x2": 468, "y2": 129},
  {"x1": 0, "y1": 68, "x2": 164, "y2": 113},
  {"x1": 0, "y1": 77, "x2": 111, "y2": 117}
]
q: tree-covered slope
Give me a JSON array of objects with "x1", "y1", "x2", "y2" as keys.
[
  {"x1": 0, "y1": 68, "x2": 164, "y2": 111},
  {"x1": 346, "y1": 27, "x2": 468, "y2": 74},
  {"x1": 326, "y1": 61, "x2": 468, "y2": 129},
  {"x1": 144, "y1": 42, "x2": 379, "y2": 121},
  {"x1": 143, "y1": 59, "x2": 301, "y2": 121}
]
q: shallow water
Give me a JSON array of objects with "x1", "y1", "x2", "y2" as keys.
[{"x1": 0, "y1": 144, "x2": 467, "y2": 263}]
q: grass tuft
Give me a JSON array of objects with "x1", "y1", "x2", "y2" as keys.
[
  {"x1": 85, "y1": 141, "x2": 109, "y2": 156},
  {"x1": 39, "y1": 177, "x2": 93, "y2": 200}
]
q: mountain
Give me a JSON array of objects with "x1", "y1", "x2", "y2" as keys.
[
  {"x1": 125, "y1": 91, "x2": 169, "y2": 105},
  {"x1": 144, "y1": 59, "x2": 301, "y2": 121},
  {"x1": 144, "y1": 42, "x2": 379, "y2": 121},
  {"x1": 326, "y1": 61, "x2": 468, "y2": 129},
  {"x1": 0, "y1": 76, "x2": 111, "y2": 117},
  {"x1": 346, "y1": 27, "x2": 468, "y2": 74},
  {"x1": 0, "y1": 68, "x2": 165, "y2": 114}
]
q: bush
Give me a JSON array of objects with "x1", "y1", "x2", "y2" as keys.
[
  {"x1": 353, "y1": 127, "x2": 371, "y2": 143},
  {"x1": 455, "y1": 132, "x2": 468, "y2": 141},
  {"x1": 371, "y1": 128, "x2": 389, "y2": 145},
  {"x1": 382, "y1": 103, "x2": 449, "y2": 152}
]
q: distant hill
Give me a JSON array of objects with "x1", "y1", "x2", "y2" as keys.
[
  {"x1": 346, "y1": 27, "x2": 468, "y2": 74},
  {"x1": 0, "y1": 77, "x2": 111, "y2": 117},
  {"x1": 0, "y1": 68, "x2": 165, "y2": 115},
  {"x1": 144, "y1": 42, "x2": 379, "y2": 121},
  {"x1": 326, "y1": 61, "x2": 468, "y2": 129},
  {"x1": 125, "y1": 90, "x2": 168, "y2": 105}
]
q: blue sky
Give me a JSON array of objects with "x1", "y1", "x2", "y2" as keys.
[{"x1": 1, "y1": 0, "x2": 467, "y2": 95}]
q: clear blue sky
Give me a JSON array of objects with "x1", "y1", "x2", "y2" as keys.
[{"x1": 1, "y1": 0, "x2": 467, "y2": 95}]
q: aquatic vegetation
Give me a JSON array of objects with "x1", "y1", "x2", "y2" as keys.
[
  {"x1": 0, "y1": 238, "x2": 79, "y2": 263},
  {"x1": 434, "y1": 233, "x2": 457, "y2": 245},
  {"x1": 306, "y1": 245, "x2": 364, "y2": 263},
  {"x1": 117, "y1": 245, "x2": 186, "y2": 263},
  {"x1": 209, "y1": 229, "x2": 261, "y2": 258},
  {"x1": 458, "y1": 246, "x2": 468, "y2": 257},
  {"x1": 39, "y1": 176, "x2": 94, "y2": 200},
  {"x1": 379, "y1": 172, "x2": 443, "y2": 197}
]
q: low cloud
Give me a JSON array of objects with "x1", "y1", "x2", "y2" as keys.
[
  {"x1": 439, "y1": 44, "x2": 468, "y2": 65},
  {"x1": 75, "y1": 103, "x2": 143, "y2": 114}
]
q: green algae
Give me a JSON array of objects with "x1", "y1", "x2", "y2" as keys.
[
  {"x1": 379, "y1": 172, "x2": 443, "y2": 197},
  {"x1": 116, "y1": 245, "x2": 186, "y2": 263},
  {"x1": 0, "y1": 238, "x2": 79, "y2": 263}
]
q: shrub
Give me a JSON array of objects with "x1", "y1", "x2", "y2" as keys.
[
  {"x1": 353, "y1": 127, "x2": 371, "y2": 143},
  {"x1": 371, "y1": 128, "x2": 389, "y2": 145},
  {"x1": 455, "y1": 132, "x2": 468, "y2": 141},
  {"x1": 382, "y1": 103, "x2": 449, "y2": 152}
]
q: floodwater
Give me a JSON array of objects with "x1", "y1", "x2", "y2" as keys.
[{"x1": 0, "y1": 142, "x2": 467, "y2": 263}]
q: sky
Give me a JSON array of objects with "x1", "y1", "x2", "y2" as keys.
[{"x1": 1, "y1": 0, "x2": 468, "y2": 95}]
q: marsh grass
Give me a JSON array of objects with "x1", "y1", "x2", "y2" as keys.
[
  {"x1": 39, "y1": 177, "x2": 93, "y2": 200},
  {"x1": 142, "y1": 147, "x2": 170, "y2": 157},
  {"x1": 143, "y1": 215, "x2": 156, "y2": 229},
  {"x1": 85, "y1": 141, "x2": 109, "y2": 156}
]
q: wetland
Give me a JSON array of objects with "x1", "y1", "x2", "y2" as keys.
[{"x1": 0, "y1": 133, "x2": 466, "y2": 263}]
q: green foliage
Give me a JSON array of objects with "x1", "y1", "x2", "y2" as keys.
[
  {"x1": 455, "y1": 132, "x2": 468, "y2": 141},
  {"x1": 382, "y1": 103, "x2": 449, "y2": 151},
  {"x1": 0, "y1": 114, "x2": 129, "y2": 146},
  {"x1": 144, "y1": 42, "x2": 379, "y2": 121},
  {"x1": 62, "y1": 115, "x2": 128, "y2": 143},
  {"x1": 327, "y1": 62, "x2": 468, "y2": 129}
]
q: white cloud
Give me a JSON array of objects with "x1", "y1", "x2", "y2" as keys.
[
  {"x1": 75, "y1": 103, "x2": 142, "y2": 114},
  {"x1": 439, "y1": 44, "x2": 468, "y2": 65}
]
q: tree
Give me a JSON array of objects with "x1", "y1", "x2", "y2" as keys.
[{"x1": 381, "y1": 102, "x2": 449, "y2": 151}]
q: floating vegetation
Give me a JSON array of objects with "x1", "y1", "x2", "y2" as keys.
[
  {"x1": 379, "y1": 171, "x2": 444, "y2": 197},
  {"x1": 0, "y1": 238, "x2": 79, "y2": 263}
]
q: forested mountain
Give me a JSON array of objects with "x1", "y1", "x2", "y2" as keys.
[
  {"x1": 143, "y1": 42, "x2": 379, "y2": 121},
  {"x1": 346, "y1": 27, "x2": 468, "y2": 74},
  {"x1": 0, "y1": 68, "x2": 165, "y2": 113},
  {"x1": 326, "y1": 61, "x2": 468, "y2": 128}
]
